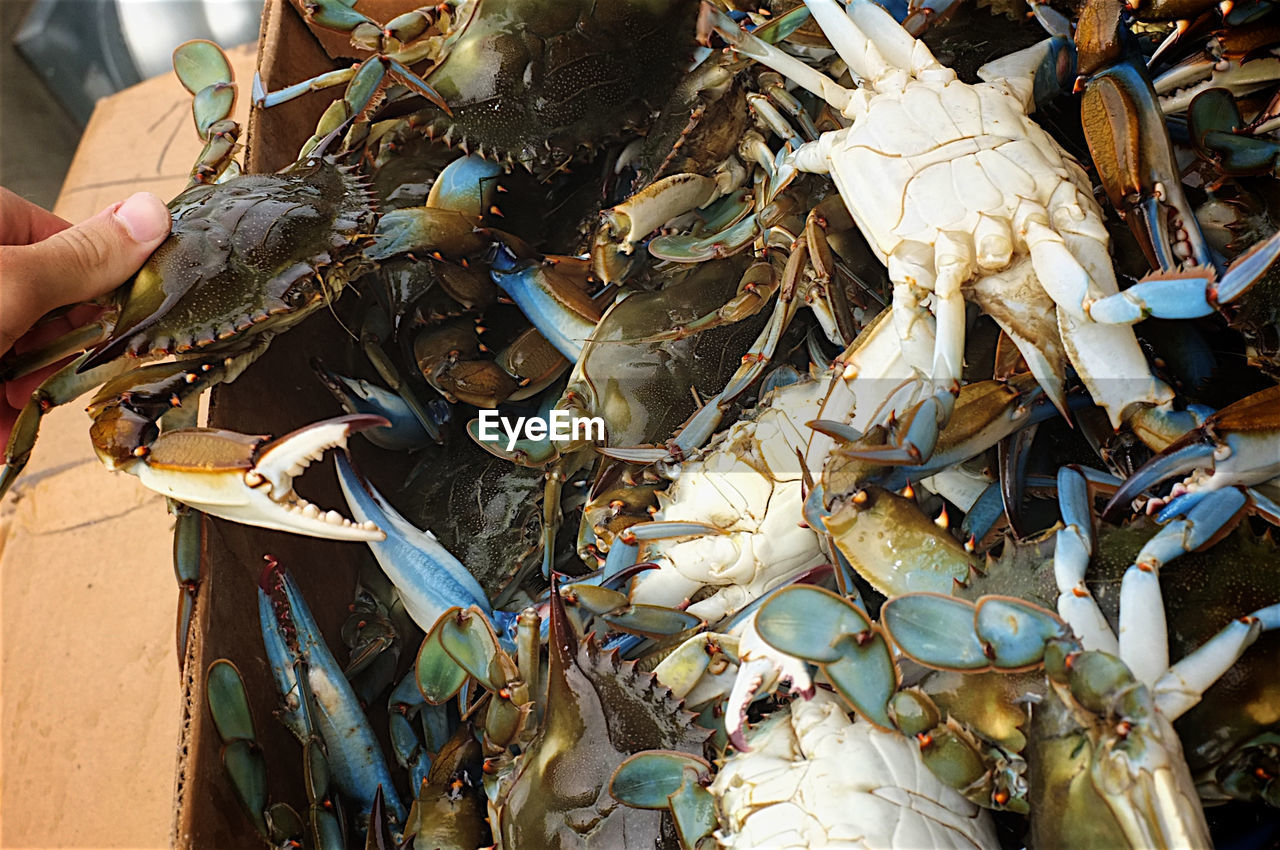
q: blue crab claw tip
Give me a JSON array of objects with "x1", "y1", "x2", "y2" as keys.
[{"x1": 1102, "y1": 439, "x2": 1216, "y2": 521}]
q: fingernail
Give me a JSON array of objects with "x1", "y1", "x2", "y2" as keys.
[{"x1": 113, "y1": 192, "x2": 170, "y2": 243}]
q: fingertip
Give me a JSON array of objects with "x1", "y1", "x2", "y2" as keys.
[{"x1": 112, "y1": 192, "x2": 171, "y2": 245}]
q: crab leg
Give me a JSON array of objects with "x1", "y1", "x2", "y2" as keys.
[
  {"x1": 1118, "y1": 495, "x2": 1242, "y2": 686},
  {"x1": 817, "y1": 373, "x2": 1061, "y2": 491},
  {"x1": 0, "y1": 352, "x2": 134, "y2": 497},
  {"x1": 1053, "y1": 466, "x2": 1120, "y2": 654},
  {"x1": 1022, "y1": 211, "x2": 1175, "y2": 426},
  {"x1": 0, "y1": 311, "x2": 116, "y2": 384},
  {"x1": 1086, "y1": 229, "x2": 1280, "y2": 324},
  {"x1": 698, "y1": 4, "x2": 853, "y2": 115},
  {"x1": 334, "y1": 451, "x2": 494, "y2": 633},
  {"x1": 259, "y1": 558, "x2": 407, "y2": 825},
  {"x1": 1153, "y1": 603, "x2": 1280, "y2": 720}
]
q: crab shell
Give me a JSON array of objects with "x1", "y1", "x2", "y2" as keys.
[
  {"x1": 416, "y1": 0, "x2": 701, "y2": 169},
  {"x1": 82, "y1": 155, "x2": 376, "y2": 369}
]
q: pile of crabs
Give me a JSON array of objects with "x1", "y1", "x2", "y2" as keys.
[{"x1": 5, "y1": 0, "x2": 1280, "y2": 845}]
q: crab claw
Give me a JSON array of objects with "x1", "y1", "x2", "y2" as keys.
[
  {"x1": 1103, "y1": 385, "x2": 1280, "y2": 520},
  {"x1": 131, "y1": 414, "x2": 387, "y2": 540},
  {"x1": 1103, "y1": 435, "x2": 1218, "y2": 519},
  {"x1": 1079, "y1": 58, "x2": 1213, "y2": 272},
  {"x1": 725, "y1": 615, "x2": 814, "y2": 751}
]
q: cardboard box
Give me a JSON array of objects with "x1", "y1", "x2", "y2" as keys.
[
  {"x1": 0, "y1": 45, "x2": 256, "y2": 850},
  {"x1": 174, "y1": 1, "x2": 398, "y2": 845},
  {"x1": 3, "y1": 3, "x2": 408, "y2": 845}
]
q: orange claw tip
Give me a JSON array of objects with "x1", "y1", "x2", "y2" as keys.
[{"x1": 258, "y1": 554, "x2": 283, "y2": 591}]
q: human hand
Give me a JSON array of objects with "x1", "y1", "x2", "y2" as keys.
[{"x1": 0, "y1": 188, "x2": 171, "y2": 448}]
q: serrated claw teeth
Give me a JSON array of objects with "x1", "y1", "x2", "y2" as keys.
[
  {"x1": 275, "y1": 493, "x2": 380, "y2": 534},
  {"x1": 253, "y1": 414, "x2": 388, "y2": 500},
  {"x1": 135, "y1": 415, "x2": 388, "y2": 541}
]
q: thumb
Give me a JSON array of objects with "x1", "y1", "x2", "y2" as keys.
[
  {"x1": 0, "y1": 192, "x2": 170, "y2": 353},
  {"x1": 31, "y1": 192, "x2": 172, "y2": 305}
]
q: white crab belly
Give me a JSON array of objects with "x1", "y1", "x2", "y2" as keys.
[
  {"x1": 712, "y1": 691, "x2": 998, "y2": 849},
  {"x1": 629, "y1": 385, "x2": 829, "y2": 622},
  {"x1": 828, "y1": 80, "x2": 1085, "y2": 262}
]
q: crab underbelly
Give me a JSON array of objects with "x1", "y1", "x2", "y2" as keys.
[{"x1": 830, "y1": 134, "x2": 1075, "y2": 261}]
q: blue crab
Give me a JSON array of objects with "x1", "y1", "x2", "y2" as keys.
[
  {"x1": 257, "y1": 0, "x2": 702, "y2": 171},
  {"x1": 0, "y1": 42, "x2": 385, "y2": 540},
  {"x1": 734, "y1": 457, "x2": 1280, "y2": 846}
]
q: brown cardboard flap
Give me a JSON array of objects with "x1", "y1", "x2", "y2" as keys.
[{"x1": 173, "y1": 0, "x2": 380, "y2": 846}]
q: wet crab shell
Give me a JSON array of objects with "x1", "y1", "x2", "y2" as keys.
[
  {"x1": 416, "y1": 0, "x2": 701, "y2": 169},
  {"x1": 81, "y1": 156, "x2": 377, "y2": 369}
]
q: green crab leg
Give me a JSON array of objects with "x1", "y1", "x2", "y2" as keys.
[
  {"x1": 253, "y1": 46, "x2": 448, "y2": 121},
  {"x1": 253, "y1": 67, "x2": 360, "y2": 110},
  {"x1": 172, "y1": 40, "x2": 242, "y2": 187},
  {"x1": 646, "y1": 207, "x2": 762, "y2": 264},
  {"x1": 0, "y1": 352, "x2": 134, "y2": 498},
  {"x1": 205, "y1": 659, "x2": 274, "y2": 839},
  {"x1": 172, "y1": 506, "x2": 203, "y2": 670},
  {"x1": 0, "y1": 311, "x2": 116, "y2": 383}
]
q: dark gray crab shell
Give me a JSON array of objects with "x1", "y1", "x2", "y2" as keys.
[
  {"x1": 81, "y1": 157, "x2": 377, "y2": 370},
  {"x1": 415, "y1": 0, "x2": 701, "y2": 170}
]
